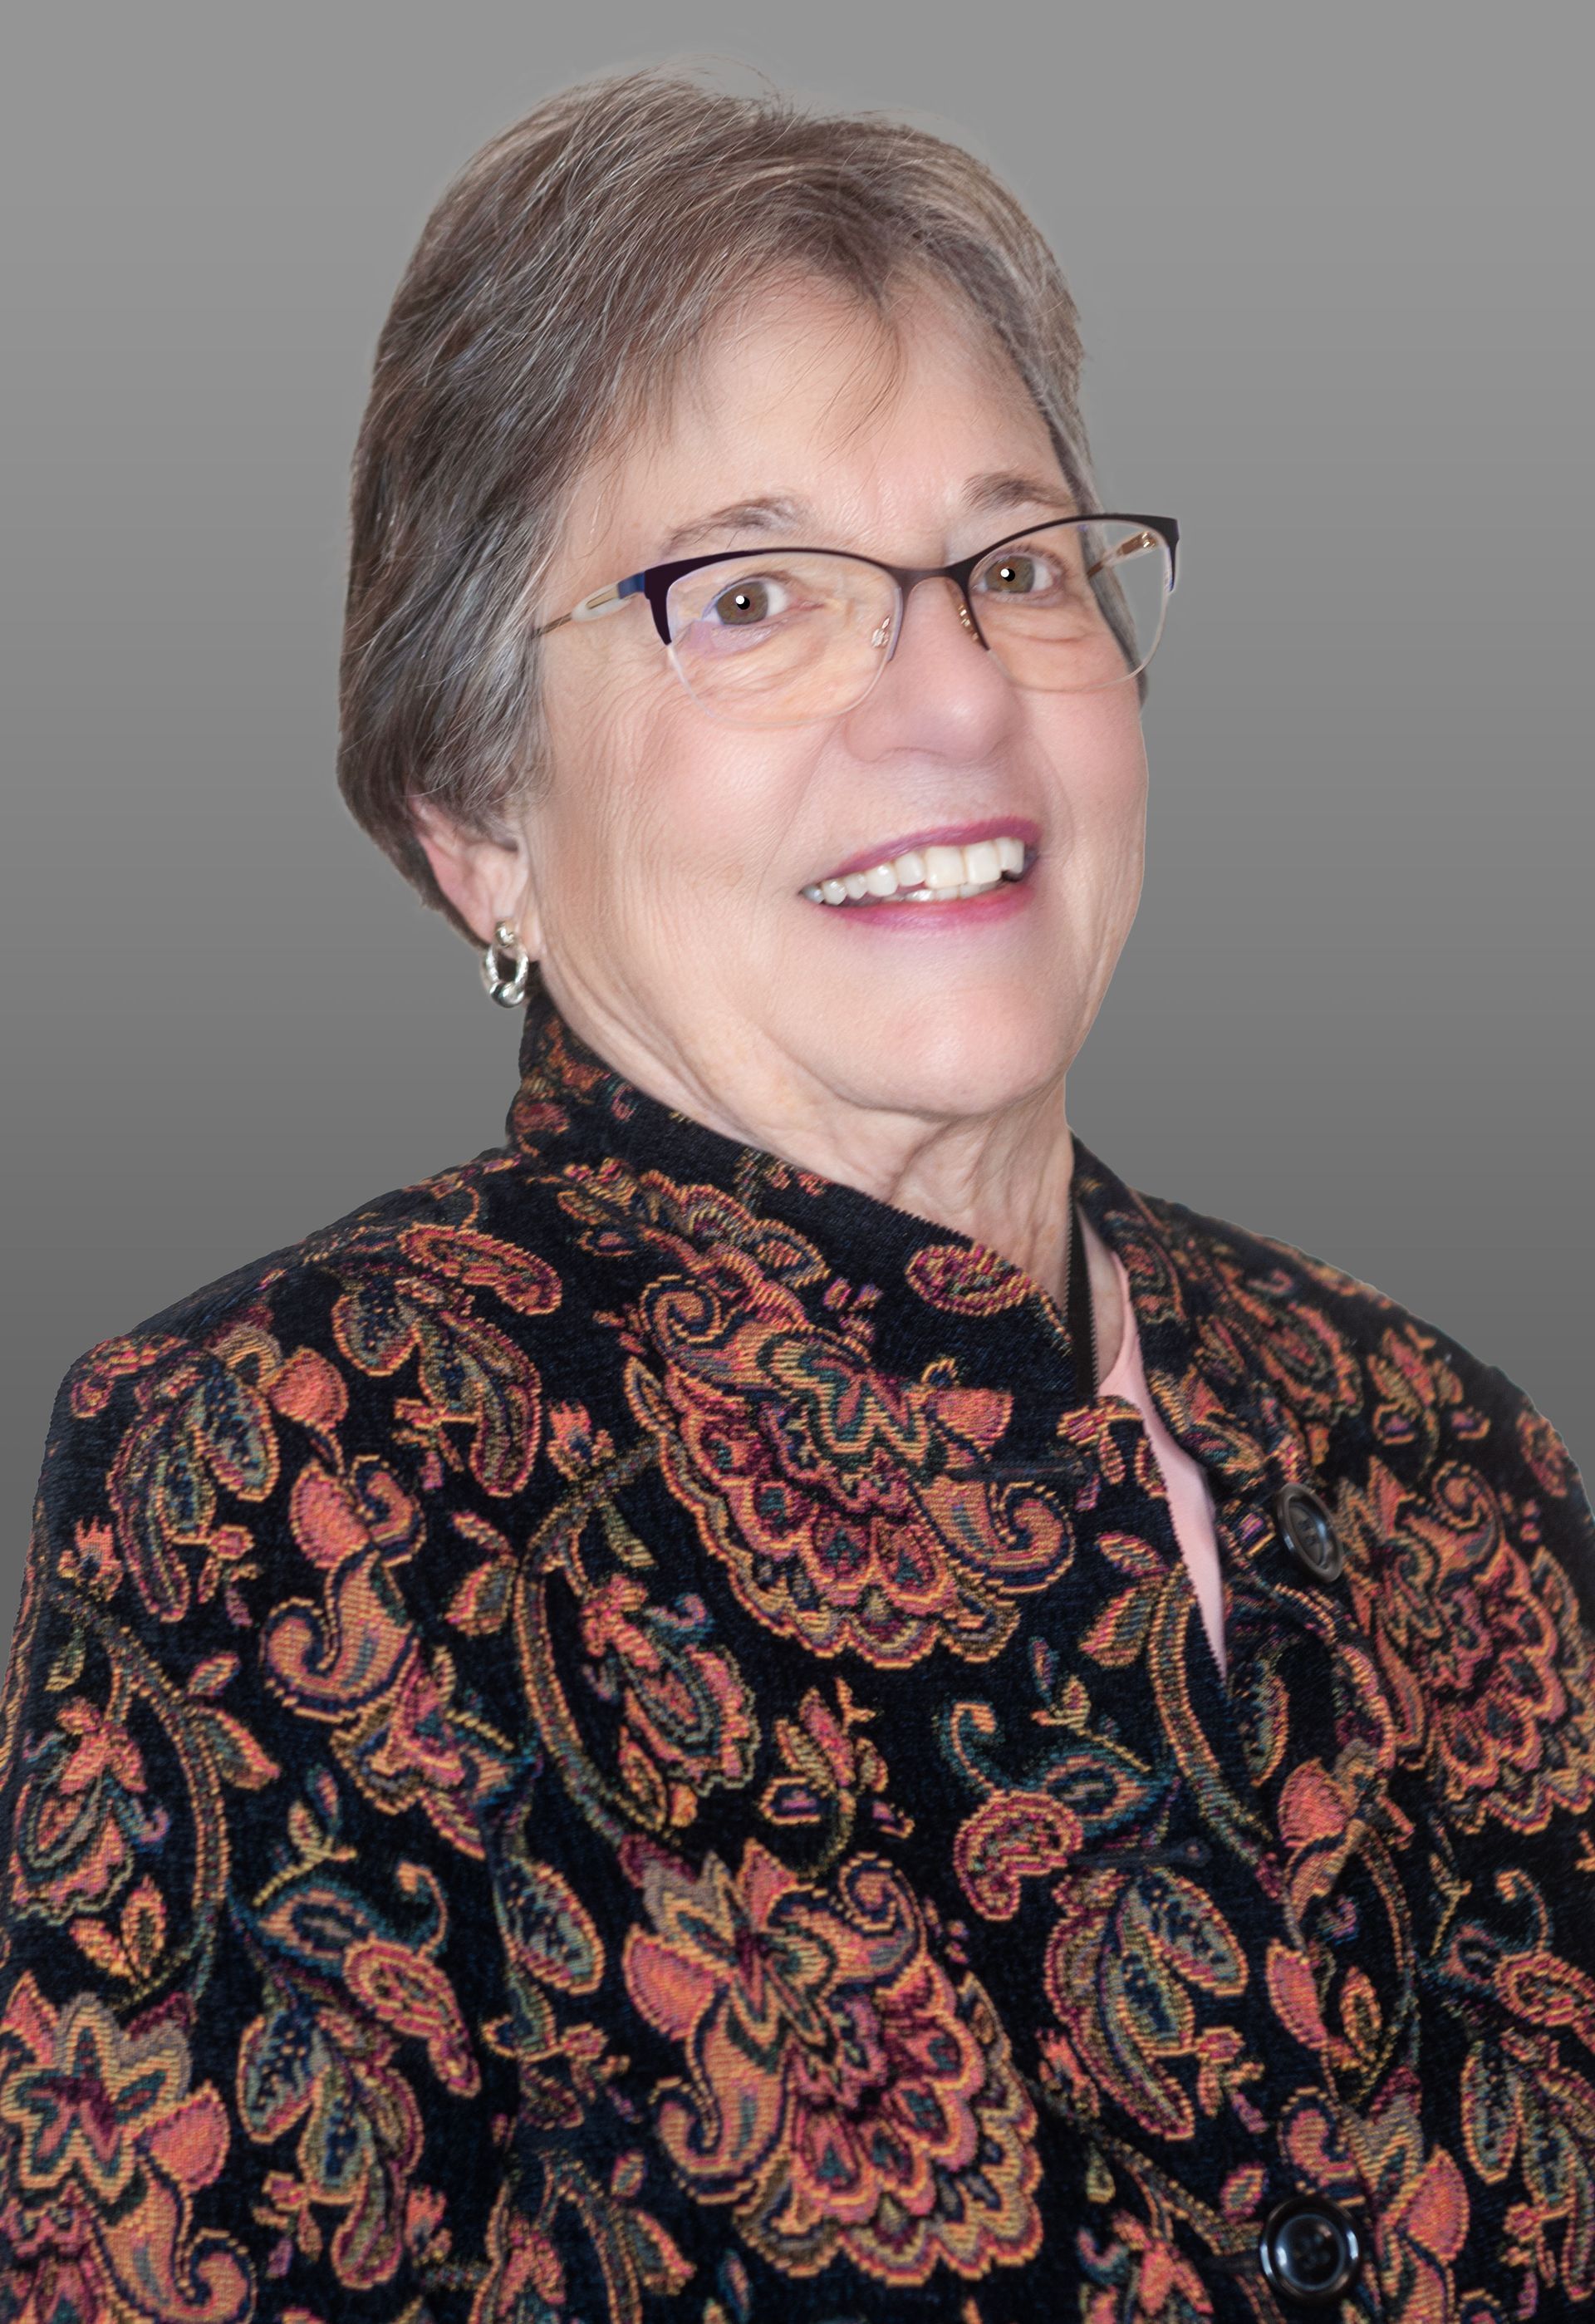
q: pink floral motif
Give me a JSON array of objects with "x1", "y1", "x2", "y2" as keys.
[
  {"x1": 1204, "y1": 1250, "x2": 1363, "y2": 1471},
  {"x1": 1284, "y1": 2074, "x2": 1468, "y2": 2321},
  {"x1": 623, "y1": 1840, "x2": 1041, "y2": 2283},
  {"x1": 905, "y1": 1242, "x2": 1034, "y2": 1316},
  {"x1": 1077, "y1": 2209, "x2": 1214, "y2": 2321},
  {"x1": 628, "y1": 1246, "x2": 1072, "y2": 1665},
  {"x1": 1337, "y1": 1457, "x2": 1595, "y2": 1833},
  {"x1": 0, "y1": 1973, "x2": 251, "y2": 2321},
  {"x1": 1518, "y1": 1398, "x2": 1577, "y2": 1500},
  {"x1": 9, "y1": 1697, "x2": 164, "y2": 1927},
  {"x1": 579, "y1": 1573, "x2": 756, "y2": 1827}
]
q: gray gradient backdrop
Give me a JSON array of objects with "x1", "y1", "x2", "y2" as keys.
[{"x1": 4, "y1": 2, "x2": 1590, "y2": 1650}]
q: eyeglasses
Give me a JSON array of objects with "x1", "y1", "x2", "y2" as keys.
[{"x1": 530, "y1": 512, "x2": 1179, "y2": 729}]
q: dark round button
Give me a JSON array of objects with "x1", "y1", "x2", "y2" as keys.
[
  {"x1": 1271, "y1": 1484, "x2": 1345, "y2": 1583},
  {"x1": 1258, "y1": 2197, "x2": 1362, "y2": 2306}
]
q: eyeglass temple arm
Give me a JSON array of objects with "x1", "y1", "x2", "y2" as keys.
[
  {"x1": 537, "y1": 572, "x2": 648, "y2": 636},
  {"x1": 1086, "y1": 528, "x2": 1164, "y2": 583}
]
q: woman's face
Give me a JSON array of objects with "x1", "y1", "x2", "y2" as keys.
[{"x1": 497, "y1": 276, "x2": 1147, "y2": 1156}]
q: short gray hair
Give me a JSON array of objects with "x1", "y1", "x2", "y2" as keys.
[{"x1": 337, "y1": 61, "x2": 1107, "y2": 941}]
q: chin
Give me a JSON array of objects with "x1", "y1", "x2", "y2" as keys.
[{"x1": 813, "y1": 1005, "x2": 1070, "y2": 1122}]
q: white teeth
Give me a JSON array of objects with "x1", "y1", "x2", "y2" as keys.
[
  {"x1": 803, "y1": 836, "x2": 1032, "y2": 907},
  {"x1": 920, "y1": 845, "x2": 966, "y2": 890}
]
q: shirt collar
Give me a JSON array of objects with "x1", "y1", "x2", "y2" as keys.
[{"x1": 504, "y1": 981, "x2": 1295, "y2": 1491}]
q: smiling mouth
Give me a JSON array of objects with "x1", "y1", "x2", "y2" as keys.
[{"x1": 802, "y1": 835, "x2": 1031, "y2": 907}]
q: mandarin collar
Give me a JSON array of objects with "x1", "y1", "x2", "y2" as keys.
[{"x1": 503, "y1": 980, "x2": 1296, "y2": 1491}]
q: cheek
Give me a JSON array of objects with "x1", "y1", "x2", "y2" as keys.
[
  {"x1": 537, "y1": 652, "x2": 812, "y2": 926},
  {"x1": 537, "y1": 654, "x2": 683, "y2": 890},
  {"x1": 1036, "y1": 688, "x2": 1148, "y2": 843},
  {"x1": 1084, "y1": 684, "x2": 1149, "y2": 799},
  {"x1": 1028, "y1": 694, "x2": 1147, "y2": 960}
]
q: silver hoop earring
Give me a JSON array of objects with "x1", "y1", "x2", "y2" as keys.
[{"x1": 480, "y1": 920, "x2": 532, "y2": 1008}]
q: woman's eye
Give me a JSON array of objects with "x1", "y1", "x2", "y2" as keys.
[
  {"x1": 977, "y1": 549, "x2": 1062, "y2": 597},
  {"x1": 708, "y1": 573, "x2": 789, "y2": 625}
]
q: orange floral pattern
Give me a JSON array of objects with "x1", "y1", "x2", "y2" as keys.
[
  {"x1": 0, "y1": 1973, "x2": 248, "y2": 2321},
  {"x1": 0, "y1": 981, "x2": 1590, "y2": 2322},
  {"x1": 625, "y1": 1241, "x2": 1074, "y2": 1665},
  {"x1": 623, "y1": 1840, "x2": 1039, "y2": 2283}
]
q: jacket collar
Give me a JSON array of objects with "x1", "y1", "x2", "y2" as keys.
[{"x1": 504, "y1": 980, "x2": 1302, "y2": 1497}]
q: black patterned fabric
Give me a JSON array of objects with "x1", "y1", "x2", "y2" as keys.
[{"x1": 2, "y1": 981, "x2": 1593, "y2": 2322}]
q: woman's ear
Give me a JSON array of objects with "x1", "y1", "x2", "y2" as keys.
[{"x1": 410, "y1": 796, "x2": 544, "y2": 957}]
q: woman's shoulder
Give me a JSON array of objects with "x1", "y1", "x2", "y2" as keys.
[
  {"x1": 1129, "y1": 1172, "x2": 1595, "y2": 1590},
  {"x1": 26, "y1": 1140, "x2": 582, "y2": 1603},
  {"x1": 1138, "y1": 1174, "x2": 1529, "y2": 1393},
  {"x1": 12, "y1": 1140, "x2": 597, "y2": 1735},
  {"x1": 94, "y1": 1139, "x2": 571, "y2": 1360}
]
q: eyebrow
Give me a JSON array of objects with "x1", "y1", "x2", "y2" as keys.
[
  {"x1": 652, "y1": 471, "x2": 1077, "y2": 563},
  {"x1": 655, "y1": 496, "x2": 808, "y2": 559},
  {"x1": 965, "y1": 470, "x2": 1080, "y2": 526}
]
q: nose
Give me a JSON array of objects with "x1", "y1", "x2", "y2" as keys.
[
  {"x1": 892, "y1": 572, "x2": 994, "y2": 655},
  {"x1": 844, "y1": 572, "x2": 1015, "y2": 758},
  {"x1": 888, "y1": 571, "x2": 987, "y2": 659}
]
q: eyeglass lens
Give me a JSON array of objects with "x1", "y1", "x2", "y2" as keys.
[{"x1": 662, "y1": 519, "x2": 1170, "y2": 727}]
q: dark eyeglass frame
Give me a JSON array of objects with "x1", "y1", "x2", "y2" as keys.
[{"x1": 530, "y1": 511, "x2": 1180, "y2": 652}]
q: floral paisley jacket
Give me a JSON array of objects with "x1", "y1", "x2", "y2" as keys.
[{"x1": 3, "y1": 985, "x2": 1594, "y2": 2324}]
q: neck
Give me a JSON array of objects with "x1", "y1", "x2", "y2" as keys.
[
  {"x1": 538, "y1": 965, "x2": 1092, "y2": 1314},
  {"x1": 849, "y1": 1097, "x2": 1077, "y2": 1306}
]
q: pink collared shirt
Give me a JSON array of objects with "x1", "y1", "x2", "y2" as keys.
[{"x1": 1087, "y1": 1225, "x2": 1227, "y2": 1676}]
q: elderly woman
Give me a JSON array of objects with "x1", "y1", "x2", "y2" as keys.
[{"x1": 2, "y1": 64, "x2": 1593, "y2": 2324}]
